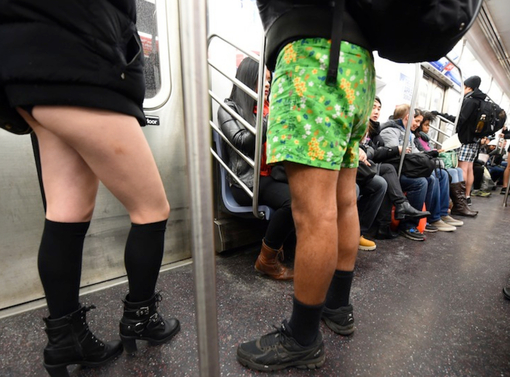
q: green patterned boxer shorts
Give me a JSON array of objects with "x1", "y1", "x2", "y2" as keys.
[{"x1": 267, "y1": 38, "x2": 376, "y2": 170}]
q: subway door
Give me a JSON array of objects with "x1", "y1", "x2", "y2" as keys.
[
  {"x1": 0, "y1": 0, "x2": 191, "y2": 312},
  {"x1": 417, "y1": 74, "x2": 449, "y2": 145}
]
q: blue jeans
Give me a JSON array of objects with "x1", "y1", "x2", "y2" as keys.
[
  {"x1": 426, "y1": 169, "x2": 450, "y2": 222},
  {"x1": 358, "y1": 175, "x2": 387, "y2": 234},
  {"x1": 399, "y1": 174, "x2": 428, "y2": 228},
  {"x1": 447, "y1": 168, "x2": 463, "y2": 183}
]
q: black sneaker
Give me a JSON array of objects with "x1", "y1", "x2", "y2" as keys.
[
  {"x1": 237, "y1": 320, "x2": 325, "y2": 371},
  {"x1": 501, "y1": 187, "x2": 507, "y2": 195},
  {"x1": 322, "y1": 304, "x2": 354, "y2": 335},
  {"x1": 466, "y1": 196, "x2": 472, "y2": 205},
  {"x1": 399, "y1": 227, "x2": 425, "y2": 241}
]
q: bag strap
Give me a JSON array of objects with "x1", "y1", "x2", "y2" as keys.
[{"x1": 326, "y1": 0, "x2": 345, "y2": 86}]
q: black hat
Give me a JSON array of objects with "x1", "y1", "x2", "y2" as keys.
[{"x1": 464, "y1": 76, "x2": 481, "y2": 90}]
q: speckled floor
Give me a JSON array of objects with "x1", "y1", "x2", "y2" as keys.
[{"x1": 1, "y1": 193, "x2": 510, "y2": 376}]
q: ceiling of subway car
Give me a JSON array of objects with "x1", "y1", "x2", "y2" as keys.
[{"x1": 466, "y1": 0, "x2": 510, "y2": 95}]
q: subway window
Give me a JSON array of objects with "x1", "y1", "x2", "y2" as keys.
[{"x1": 136, "y1": 0, "x2": 162, "y2": 99}]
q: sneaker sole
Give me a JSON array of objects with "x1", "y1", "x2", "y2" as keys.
[
  {"x1": 236, "y1": 351, "x2": 325, "y2": 371},
  {"x1": 399, "y1": 232, "x2": 425, "y2": 241},
  {"x1": 424, "y1": 229, "x2": 438, "y2": 233},
  {"x1": 358, "y1": 245, "x2": 376, "y2": 251},
  {"x1": 322, "y1": 317, "x2": 355, "y2": 336}
]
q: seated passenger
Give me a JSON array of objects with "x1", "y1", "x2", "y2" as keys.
[
  {"x1": 380, "y1": 105, "x2": 465, "y2": 235},
  {"x1": 357, "y1": 149, "x2": 387, "y2": 251},
  {"x1": 217, "y1": 57, "x2": 293, "y2": 280}
]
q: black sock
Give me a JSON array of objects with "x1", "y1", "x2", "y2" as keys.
[
  {"x1": 124, "y1": 219, "x2": 167, "y2": 302},
  {"x1": 287, "y1": 296, "x2": 324, "y2": 346},
  {"x1": 325, "y1": 270, "x2": 354, "y2": 309},
  {"x1": 38, "y1": 219, "x2": 89, "y2": 318}
]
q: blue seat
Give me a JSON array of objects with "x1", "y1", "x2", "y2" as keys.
[{"x1": 212, "y1": 129, "x2": 273, "y2": 220}]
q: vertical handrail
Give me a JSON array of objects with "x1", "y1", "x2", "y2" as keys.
[
  {"x1": 444, "y1": 55, "x2": 464, "y2": 133},
  {"x1": 178, "y1": 1, "x2": 220, "y2": 376},
  {"x1": 251, "y1": 36, "x2": 267, "y2": 218},
  {"x1": 398, "y1": 64, "x2": 422, "y2": 177}
]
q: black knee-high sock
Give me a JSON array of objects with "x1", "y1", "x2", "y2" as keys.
[
  {"x1": 287, "y1": 296, "x2": 324, "y2": 346},
  {"x1": 124, "y1": 219, "x2": 167, "y2": 302},
  {"x1": 325, "y1": 270, "x2": 354, "y2": 309},
  {"x1": 38, "y1": 219, "x2": 90, "y2": 319}
]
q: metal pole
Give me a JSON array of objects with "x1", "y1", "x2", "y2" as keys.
[
  {"x1": 398, "y1": 64, "x2": 422, "y2": 177},
  {"x1": 178, "y1": 1, "x2": 220, "y2": 376},
  {"x1": 252, "y1": 36, "x2": 267, "y2": 219}
]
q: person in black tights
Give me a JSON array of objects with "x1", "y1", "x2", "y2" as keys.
[
  {"x1": 218, "y1": 57, "x2": 294, "y2": 280},
  {"x1": 0, "y1": 2, "x2": 179, "y2": 376}
]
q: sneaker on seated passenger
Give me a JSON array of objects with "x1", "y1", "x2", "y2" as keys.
[
  {"x1": 501, "y1": 187, "x2": 507, "y2": 195},
  {"x1": 429, "y1": 219, "x2": 456, "y2": 232},
  {"x1": 472, "y1": 189, "x2": 491, "y2": 197},
  {"x1": 236, "y1": 320, "x2": 325, "y2": 371},
  {"x1": 424, "y1": 223, "x2": 438, "y2": 233},
  {"x1": 399, "y1": 227, "x2": 426, "y2": 241},
  {"x1": 322, "y1": 304, "x2": 354, "y2": 336},
  {"x1": 466, "y1": 196, "x2": 472, "y2": 205},
  {"x1": 441, "y1": 215, "x2": 463, "y2": 227},
  {"x1": 359, "y1": 236, "x2": 376, "y2": 251}
]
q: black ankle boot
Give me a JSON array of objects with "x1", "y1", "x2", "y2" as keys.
[
  {"x1": 43, "y1": 305, "x2": 123, "y2": 377},
  {"x1": 119, "y1": 293, "x2": 180, "y2": 353},
  {"x1": 394, "y1": 201, "x2": 430, "y2": 220}
]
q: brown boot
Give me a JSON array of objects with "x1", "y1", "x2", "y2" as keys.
[
  {"x1": 450, "y1": 182, "x2": 478, "y2": 217},
  {"x1": 254, "y1": 241, "x2": 294, "y2": 280}
]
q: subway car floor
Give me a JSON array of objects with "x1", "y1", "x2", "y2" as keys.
[{"x1": 1, "y1": 192, "x2": 510, "y2": 377}]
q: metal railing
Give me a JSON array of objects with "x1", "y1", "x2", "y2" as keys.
[{"x1": 207, "y1": 34, "x2": 268, "y2": 219}]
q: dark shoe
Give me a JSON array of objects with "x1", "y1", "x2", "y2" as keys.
[
  {"x1": 237, "y1": 320, "x2": 325, "y2": 371},
  {"x1": 43, "y1": 305, "x2": 123, "y2": 377},
  {"x1": 503, "y1": 287, "x2": 510, "y2": 300},
  {"x1": 119, "y1": 293, "x2": 180, "y2": 353},
  {"x1": 399, "y1": 227, "x2": 426, "y2": 241},
  {"x1": 466, "y1": 196, "x2": 472, "y2": 206},
  {"x1": 394, "y1": 201, "x2": 430, "y2": 220},
  {"x1": 375, "y1": 226, "x2": 399, "y2": 240},
  {"x1": 501, "y1": 187, "x2": 507, "y2": 195},
  {"x1": 424, "y1": 223, "x2": 438, "y2": 233},
  {"x1": 322, "y1": 304, "x2": 354, "y2": 335},
  {"x1": 255, "y1": 241, "x2": 294, "y2": 280}
]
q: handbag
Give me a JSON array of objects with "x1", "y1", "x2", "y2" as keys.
[
  {"x1": 0, "y1": 87, "x2": 32, "y2": 135},
  {"x1": 438, "y1": 150, "x2": 458, "y2": 169}
]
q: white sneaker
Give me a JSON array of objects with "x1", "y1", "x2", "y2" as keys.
[
  {"x1": 430, "y1": 219, "x2": 456, "y2": 232},
  {"x1": 441, "y1": 215, "x2": 463, "y2": 227}
]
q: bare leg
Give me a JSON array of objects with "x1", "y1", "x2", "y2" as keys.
[
  {"x1": 502, "y1": 164, "x2": 510, "y2": 189},
  {"x1": 23, "y1": 106, "x2": 169, "y2": 223},
  {"x1": 459, "y1": 161, "x2": 473, "y2": 197},
  {"x1": 335, "y1": 168, "x2": 359, "y2": 272},
  {"x1": 285, "y1": 163, "x2": 340, "y2": 306}
]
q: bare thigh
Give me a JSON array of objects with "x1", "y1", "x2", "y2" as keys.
[{"x1": 20, "y1": 106, "x2": 169, "y2": 224}]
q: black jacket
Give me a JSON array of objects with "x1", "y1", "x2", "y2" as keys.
[
  {"x1": 456, "y1": 89, "x2": 487, "y2": 144},
  {"x1": 0, "y1": 0, "x2": 146, "y2": 125},
  {"x1": 217, "y1": 99, "x2": 267, "y2": 189},
  {"x1": 368, "y1": 119, "x2": 385, "y2": 148},
  {"x1": 256, "y1": 0, "x2": 370, "y2": 70}
]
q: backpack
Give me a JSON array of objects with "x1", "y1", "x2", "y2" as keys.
[
  {"x1": 346, "y1": 0, "x2": 483, "y2": 63},
  {"x1": 473, "y1": 97, "x2": 507, "y2": 138},
  {"x1": 386, "y1": 153, "x2": 436, "y2": 178}
]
